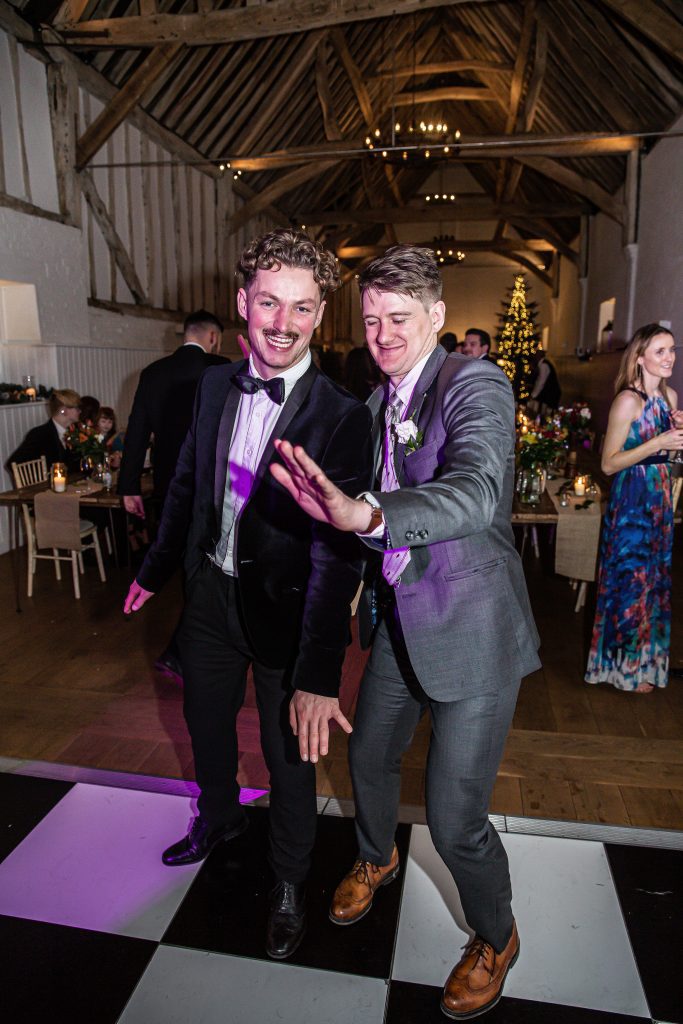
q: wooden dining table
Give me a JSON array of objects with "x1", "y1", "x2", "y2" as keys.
[{"x1": 0, "y1": 472, "x2": 152, "y2": 610}]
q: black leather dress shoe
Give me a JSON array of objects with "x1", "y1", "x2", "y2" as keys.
[
  {"x1": 162, "y1": 815, "x2": 247, "y2": 866},
  {"x1": 154, "y1": 650, "x2": 183, "y2": 682},
  {"x1": 266, "y1": 881, "x2": 307, "y2": 960}
]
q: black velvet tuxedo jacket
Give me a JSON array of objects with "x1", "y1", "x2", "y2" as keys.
[
  {"x1": 7, "y1": 419, "x2": 79, "y2": 474},
  {"x1": 118, "y1": 344, "x2": 228, "y2": 502},
  {"x1": 136, "y1": 360, "x2": 373, "y2": 697}
]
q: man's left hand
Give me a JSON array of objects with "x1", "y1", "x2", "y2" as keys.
[
  {"x1": 289, "y1": 690, "x2": 352, "y2": 763},
  {"x1": 271, "y1": 439, "x2": 372, "y2": 533}
]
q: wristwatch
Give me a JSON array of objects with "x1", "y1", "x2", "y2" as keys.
[{"x1": 358, "y1": 493, "x2": 384, "y2": 533}]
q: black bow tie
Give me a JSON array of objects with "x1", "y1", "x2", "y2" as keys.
[{"x1": 232, "y1": 374, "x2": 286, "y2": 405}]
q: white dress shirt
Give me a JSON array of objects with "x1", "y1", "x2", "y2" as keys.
[{"x1": 216, "y1": 352, "x2": 312, "y2": 574}]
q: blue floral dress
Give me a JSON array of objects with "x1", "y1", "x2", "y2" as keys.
[{"x1": 585, "y1": 393, "x2": 674, "y2": 690}]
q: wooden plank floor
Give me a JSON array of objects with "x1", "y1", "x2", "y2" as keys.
[{"x1": 0, "y1": 526, "x2": 681, "y2": 831}]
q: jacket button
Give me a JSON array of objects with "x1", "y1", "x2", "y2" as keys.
[{"x1": 405, "y1": 530, "x2": 414, "y2": 540}]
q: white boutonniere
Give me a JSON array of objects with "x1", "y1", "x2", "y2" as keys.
[{"x1": 394, "y1": 415, "x2": 423, "y2": 454}]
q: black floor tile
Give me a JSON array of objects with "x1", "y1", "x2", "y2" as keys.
[
  {"x1": 162, "y1": 806, "x2": 411, "y2": 978},
  {"x1": 385, "y1": 981, "x2": 649, "y2": 1024},
  {"x1": 606, "y1": 842, "x2": 683, "y2": 1024},
  {"x1": 0, "y1": 914, "x2": 156, "y2": 1024},
  {"x1": 0, "y1": 772, "x2": 73, "y2": 863}
]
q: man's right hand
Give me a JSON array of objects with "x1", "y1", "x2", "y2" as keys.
[
  {"x1": 124, "y1": 580, "x2": 154, "y2": 614},
  {"x1": 123, "y1": 495, "x2": 145, "y2": 518}
]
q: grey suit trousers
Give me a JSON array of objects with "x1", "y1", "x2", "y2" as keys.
[{"x1": 350, "y1": 611, "x2": 519, "y2": 953}]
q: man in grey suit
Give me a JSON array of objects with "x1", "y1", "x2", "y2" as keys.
[{"x1": 272, "y1": 245, "x2": 540, "y2": 1020}]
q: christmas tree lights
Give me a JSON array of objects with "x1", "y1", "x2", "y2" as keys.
[{"x1": 495, "y1": 274, "x2": 540, "y2": 400}]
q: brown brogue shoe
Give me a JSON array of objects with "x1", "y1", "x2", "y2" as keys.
[
  {"x1": 441, "y1": 920, "x2": 519, "y2": 1020},
  {"x1": 329, "y1": 845, "x2": 399, "y2": 925}
]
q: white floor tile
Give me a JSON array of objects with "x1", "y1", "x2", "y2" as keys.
[
  {"x1": 119, "y1": 946, "x2": 388, "y2": 1024},
  {"x1": 393, "y1": 825, "x2": 649, "y2": 1018},
  {"x1": 0, "y1": 783, "x2": 202, "y2": 940}
]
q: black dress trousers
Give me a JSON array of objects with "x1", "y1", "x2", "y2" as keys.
[{"x1": 177, "y1": 558, "x2": 317, "y2": 883}]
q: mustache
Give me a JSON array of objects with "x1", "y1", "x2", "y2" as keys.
[{"x1": 263, "y1": 329, "x2": 299, "y2": 342}]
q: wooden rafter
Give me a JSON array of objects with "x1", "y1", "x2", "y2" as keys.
[
  {"x1": 316, "y1": 38, "x2": 343, "y2": 142},
  {"x1": 599, "y1": 0, "x2": 683, "y2": 63},
  {"x1": 507, "y1": 218, "x2": 579, "y2": 267},
  {"x1": 76, "y1": 43, "x2": 182, "y2": 169},
  {"x1": 337, "y1": 238, "x2": 557, "y2": 259},
  {"x1": 228, "y1": 159, "x2": 338, "y2": 235},
  {"x1": 53, "y1": 0, "x2": 503, "y2": 47},
  {"x1": 392, "y1": 86, "x2": 497, "y2": 105},
  {"x1": 515, "y1": 155, "x2": 624, "y2": 222},
  {"x1": 373, "y1": 60, "x2": 513, "y2": 81},
  {"x1": 52, "y1": 0, "x2": 90, "y2": 26},
  {"x1": 496, "y1": 0, "x2": 537, "y2": 203},
  {"x1": 80, "y1": 169, "x2": 147, "y2": 304},
  {"x1": 227, "y1": 132, "x2": 639, "y2": 172},
  {"x1": 295, "y1": 203, "x2": 590, "y2": 226}
]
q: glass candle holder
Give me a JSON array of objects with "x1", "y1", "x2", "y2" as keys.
[{"x1": 51, "y1": 462, "x2": 67, "y2": 492}]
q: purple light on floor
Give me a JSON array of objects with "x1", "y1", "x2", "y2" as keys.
[{"x1": 239, "y1": 787, "x2": 268, "y2": 803}]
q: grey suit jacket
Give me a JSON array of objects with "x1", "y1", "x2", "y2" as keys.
[{"x1": 363, "y1": 345, "x2": 540, "y2": 700}]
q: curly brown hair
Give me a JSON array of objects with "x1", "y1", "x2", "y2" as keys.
[{"x1": 237, "y1": 229, "x2": 341, "y2": 296}]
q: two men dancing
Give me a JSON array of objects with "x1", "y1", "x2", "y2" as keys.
[{"x1": 126, "y1": 230, "x2": 539, "y2": 1019}]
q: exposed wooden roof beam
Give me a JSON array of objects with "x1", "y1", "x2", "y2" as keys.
[
  {"x1": 492, "y1": 246, "x2": 552, "y2": 288},
  {"x1": 338, "y1": 238, "x2": 557, "y2": 259},
  {"x1": 51, "y1": 0, "x2": 505, "y2": 47},
  {"x1": 228, "y1": 132, "x2": 640, "y2": 171},
  {"x1": 316, "y1": 37, "x2": 343, "y2": 142},
  {"x1": 229, "y1": 159, "x2": 338, "y2": 234},
  {"x1": 80, "y1": 168, "x2": 147, "y2": 303},
  {"x1": 599, "y1": 0, "x2": 683, "y2": 63},
  {"x1": 52, "y1": 0, "x2": 89, "y2": 26},
  {"x1": 295, "y1": 203, "x2": 590, "y2": 226},
  {"x1": 392, "y1": 86, "x2": 497, "y2": 105},
  {"x1": 507, "y1": 218, "x2": 580, "y2": 267},
  {"x1": 373, "y1": 60, "x2": 513, "y2": 81},
  {"x1": 496, "y1": 0, "x2": 537, "y2": 203},
  {"x1": 514, "y1": 155, "x2": 624, "y2": 222},
  {"x1": 75, "y1": 43, "x2": 182, "y2": 169}
]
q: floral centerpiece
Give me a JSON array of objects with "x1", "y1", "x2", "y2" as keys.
[
  {"x1": 517, "y1": 430, "x2": 564, "y2": 469},
  {"x1": 557, "y1": 403, "x2": 592, "y2": 448},
  {"x1": 64, "y1": 421, "x2": 107, "y2": 460}
]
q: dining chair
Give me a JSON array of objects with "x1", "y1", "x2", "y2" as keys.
[{"x1": 11, "y1": 459, "x2": 107, "y2": 598}]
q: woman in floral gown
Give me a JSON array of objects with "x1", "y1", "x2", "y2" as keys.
[{"x1": 586, "y1": 324, "x2": 683, "y2": 692}]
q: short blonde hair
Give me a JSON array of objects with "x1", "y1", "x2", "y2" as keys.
[{"x1": 49, "y1": 389, "x2": 81, "y2": 417}]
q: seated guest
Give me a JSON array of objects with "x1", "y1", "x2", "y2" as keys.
[
  {"x1": 7, "y1": 389, "x2": 81, "y2": 474},
  {"x1": 96, "y1": 406, "x2": 124, "y2": 468},
  {"x1": 79, "y1": 395, "x2": 100, "y2": 427},
  {"x1": 462, "y1": 327, "x2": 493, "y2": 361}
]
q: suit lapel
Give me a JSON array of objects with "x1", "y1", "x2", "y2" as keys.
[
  {"x1": 394, "y1": 345, "x2": 448, "y2": 483},
  {"x1": 214, "y1": 361, "x2": 246, "y2": 516},
  {"x1": 367, "y1": 385, "x2": 386, "y2": 485}
]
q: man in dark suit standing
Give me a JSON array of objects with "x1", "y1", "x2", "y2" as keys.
[
  {"x1": 118, "y1": 309, "x2": 227, "y2": 517},
  {"x1": 123, "y1": 230, "x2": 372, "y2": 960},
  {"x1": 273, "y1": 246, "x2": 540, "y2": 1019},
  {"x1": 8, "y1": 389, "x2": 82, "y2": 474},
  {"x1": 118, "y1": 309, "x2": 227, "y2": 678}
]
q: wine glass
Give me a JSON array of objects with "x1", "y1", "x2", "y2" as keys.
[{"x1": 80, "y1": 455, "x2": 94, "y2": 479}]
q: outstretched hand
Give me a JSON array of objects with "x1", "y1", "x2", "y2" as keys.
[
  {"x1": 271, "y1": 439, "x2": 371, "y2": 533},
  {"x1": 289, "y1": 690, "x2": 352, "y2": 763}
]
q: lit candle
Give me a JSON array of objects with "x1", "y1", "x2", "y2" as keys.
[
  {"x1": 25, "y1": 387, "x2": 36, "y2": 400},
  {"x1": 53, "y1": 471, "x2": 66, "y2": 493},
  {"x1": 573, "y1": 475, "x2": 586, "y2": 497}
]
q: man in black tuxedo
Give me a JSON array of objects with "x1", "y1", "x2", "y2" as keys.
[
  {"x1": 124, "y1": 230, "x2": 372, "y2": 959},
  {"x1": 118, "y1": 309, "x2": 228, "y2": 517},
  {"x1": 7, "y1": 389, "x2": 82, "y2": 474}
]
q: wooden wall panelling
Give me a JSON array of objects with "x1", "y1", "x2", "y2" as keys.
[
  {"x1": 106, "y1": 135, "x2": 117, "y2": 301},
  {"x1": 125, "y1": 123, "x2": 147, "y2": 302},
  {"x1": 171, "y1": 161, "x2": 183, "y2": 310},
  {"x1": 139, "y1": 133, "x2": 155, "y2": 306},
  {"x1": 6, "y1": 33, "x2": 31, "y2": 203},
  {"x1": 160, "y1": 156, "x2": 177, "y2": 310},
  {"x1": 156, "y1": 147, "x2": 170, "y2": 310},
  {"x1": 177, "y1": 162, "x2": 192, "y2": 311}
]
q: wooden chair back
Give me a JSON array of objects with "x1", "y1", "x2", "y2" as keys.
[{"x1": 11, "y1": 456, "x2": 48, "y2": 489}]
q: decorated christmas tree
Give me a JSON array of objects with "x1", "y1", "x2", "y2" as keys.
[{"x1": 495, "y1": 274, "x2": 540, "y2": 400}]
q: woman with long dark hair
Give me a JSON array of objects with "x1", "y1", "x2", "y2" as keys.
[{"x1": 586, "y1": 324, "x2": 683, "y2": 692}]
